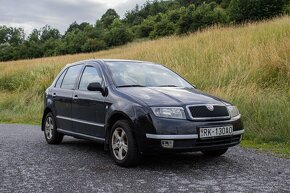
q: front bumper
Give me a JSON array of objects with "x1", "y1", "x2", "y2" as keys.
[
  {"x1": 134, "y1": 112, "x2": 244, "y2": 153},
  {"x1": 146, "y1": 129, "x2": 244, "y2": 140},
  {"x1": 144, "y1": 130, "x2": 244, "y2": 152}
]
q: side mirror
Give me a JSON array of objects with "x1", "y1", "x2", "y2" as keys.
[{"x1": 87, "y1": 82, "x2": 104, "y2": 93}]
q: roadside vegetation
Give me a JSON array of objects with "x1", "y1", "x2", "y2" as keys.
[
  {"x1": 0, "y1": 0, "x2": 289, "y2": 61},
  {"x1": 0, "y1": 17, "x2": 289, "y2": 150}
]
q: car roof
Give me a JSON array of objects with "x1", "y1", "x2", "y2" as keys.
[{"x1": 65, "y1": 59, "x2": 151, "y2": 68}]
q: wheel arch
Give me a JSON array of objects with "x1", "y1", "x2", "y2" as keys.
[
  {"x1": 104, "y1": 111, "x2": 136, "y2": 150},
  {"x1": 41, "y1": 107, "x2": 53, "y2": 131}
]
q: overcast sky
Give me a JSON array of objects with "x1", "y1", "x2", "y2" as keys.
[{"x1": 0, "y1": 0, "x2": 147, "y2": 35}]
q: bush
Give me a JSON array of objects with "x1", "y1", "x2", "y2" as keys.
[
  {"x1": 149, "y1": 15, "x2": 176, "y2": 38},
  {"x1": 82, "y1": 39, "x2": 107, "y2": 52},
  {"x1": 135, "y1": 18, "x2": 155, "y2": 38}
]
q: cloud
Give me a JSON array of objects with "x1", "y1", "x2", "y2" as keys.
[{"x1": 0, "y1": 0, "x2": 147, "y2": 35}]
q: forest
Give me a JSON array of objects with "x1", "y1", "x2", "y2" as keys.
[{"x1": 0, "y1": 0, "x2": 289, "y2": 61}]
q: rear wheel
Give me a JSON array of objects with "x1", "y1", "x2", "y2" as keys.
[
  {"x1": 202, "y1": 148, "x2": 228, "y2": 157},
  {"x1": 109, "y1": 120, "x2": 141, "y2": 167},
  {"x1": 43, "y1": 112, "x2": 63, "y2": 144}
]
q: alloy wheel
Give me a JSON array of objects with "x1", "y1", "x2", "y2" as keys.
[
  {"x1": 45, "y1": 116, "x2": 54, "y2": 140},
  {"x1": 111, "y1": 127, "x2": 128, "y2": 160}
]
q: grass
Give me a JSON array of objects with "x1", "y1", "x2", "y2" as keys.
[
  {"x1": 0, "y1": 17, "x2": 289, "y2": 151},
  {"x1": 241, "y1": 140, "x2": 290, "y2": 158}
]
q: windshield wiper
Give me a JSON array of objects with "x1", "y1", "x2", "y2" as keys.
[
  {"x1": 157, "y1": 85, "x2": 178, "y2": 87},
  {"x1": 117, "y1": 84, "x2": 145, "y2": 88}
]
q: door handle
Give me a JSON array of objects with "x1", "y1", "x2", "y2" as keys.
[{"x1": 73, "y1": 95, "x2": 78, "y2": 102}]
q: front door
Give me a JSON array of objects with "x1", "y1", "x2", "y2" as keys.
[{"x1": 71, "y1": 65, "x2": 106, "y2": 138}]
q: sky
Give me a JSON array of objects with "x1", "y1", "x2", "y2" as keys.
[{"x1": 0, "y1": 0, "x2": 147, "y2": 35}]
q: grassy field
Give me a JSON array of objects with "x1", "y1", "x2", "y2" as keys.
[{"x1": 0, "y1": 16, "x2": 289, "y2": 148}]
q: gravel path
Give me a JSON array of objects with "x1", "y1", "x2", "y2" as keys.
[{"x1": 0, "y1": 124, "x2": 289, "y2": 193}]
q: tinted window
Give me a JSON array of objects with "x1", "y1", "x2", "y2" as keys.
[
  {"x1": 55, "y1": 69, "x2": 67, "y2": 88},
  {"x1": 79, "y1": 66, "x2": 103, "y2": 91},
  {"x1": 61, "y1": 65, "x2": 83, "y2": 90}
]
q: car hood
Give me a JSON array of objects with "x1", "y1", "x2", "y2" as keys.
[{"x1": 117, "y1": 87, "x2": 227, "y2": 106}]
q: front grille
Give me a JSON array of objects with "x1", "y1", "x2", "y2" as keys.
[{"x1": 187, "y1": 105, "x2": 229, "y2": 120}]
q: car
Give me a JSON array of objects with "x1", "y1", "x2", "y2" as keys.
[{"x1": 42, "y1": 59, "x2": 244, "y2": 167}]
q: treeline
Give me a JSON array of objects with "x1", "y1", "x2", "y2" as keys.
[{"x1": 0, "y1": 0, "x2": 289, "y2": 61}]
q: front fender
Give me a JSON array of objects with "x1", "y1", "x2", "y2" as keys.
[{"x1": 104, "y1": 101, "x2": 153, "y2": 153}]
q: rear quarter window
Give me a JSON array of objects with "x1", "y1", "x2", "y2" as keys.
[
  {"x1": 55, "y1": 69, "x2": 67, "y2": 88},
  {"x1": 61, "y1": 65, "x2": 83, "y2": 90}
]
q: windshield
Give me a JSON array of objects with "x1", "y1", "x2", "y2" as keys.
[{"x1": 106, "y1": 61, "x2": 193, "y2": 88}]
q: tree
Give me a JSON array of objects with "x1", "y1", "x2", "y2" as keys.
[
  {"x1": 229, "y1": 0, "x2": 285, "y2": 23},
  {"x1": 0, "y1": 0, "x2": 288, "y2": 62},
  {"x1": 0, "y1": 26, "x2": 25, "y2": 46},
  {"x1": 136, "y1": 18, "x2": 155, "y2": 38},
  {"x1": 64, "y1": 29, "x2": 87, "y2": 54},
  {"x1": 101, "y1": 9, "x2": 120, "y2": 28},
  {"x1": 149, "y1": 16, "x2": 175, "y2": 39},
  {"x1": 0, "y1": 26, "x2": 9, "y2": 44},
  {"x1": 176, "y1": 5, "x2": 195, "y2": 34},
  {"x1": 105, "y1": 19, "x2": 133, "y2": 46},
  {"x1": 40, "y1": 25, "x2": 61, "y2": 42},
  {"x1": 65, "y1": 21, "x2": 80, "y2": 35},
  {"x1": 28, "y1": 29, "x2": 41, "y2": 42}
]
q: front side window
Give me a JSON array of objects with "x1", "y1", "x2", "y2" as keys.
[
  {"x1": 79, "y1": 66, "x2": 103, "y2": 91},
  {"x1": 61, "y1": 65, "x2": 83, "y2": 90},
  {"x1": 106, "y1": 62, "x2": 192, "y2": 88}
]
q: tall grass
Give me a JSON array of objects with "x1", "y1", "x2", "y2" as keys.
[{"x1": 0, "y1": 17, "x2": 289, "y2": 143}]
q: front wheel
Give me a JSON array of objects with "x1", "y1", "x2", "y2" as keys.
[
  {"x1": 109, "y1": 120, "x2": 141, "y2": 167},
  {"x1": 202, "y1": 148, "x2": 228, "y2": 157},
  {"x1": 43, "y1": 112, "x2": 63, "y2": 144}
]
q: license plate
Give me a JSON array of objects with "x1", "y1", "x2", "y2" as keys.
[{"x1": 199, "y1": 126, "x2": 233, "y2": 139}]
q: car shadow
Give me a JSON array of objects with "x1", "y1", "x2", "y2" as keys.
[{"x1": 60, "y1": 137, "x2": 237, "y2": 171}]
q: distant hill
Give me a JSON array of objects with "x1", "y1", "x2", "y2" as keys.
[{"x1": 0, "y1": 0, "x2": 289, "y2": 61}]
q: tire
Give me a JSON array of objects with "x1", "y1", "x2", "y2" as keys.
[
  {"x1": 202, "y1": 148, "x2": 228, "y2": 157},
  {"x1": 109, "y1": 120, "x2": 141, "y2": 167},
  {"x1": 43, "y1": 112, "x2": 63, "y2": 144}
]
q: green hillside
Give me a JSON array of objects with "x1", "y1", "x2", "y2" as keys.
[{"x1": 0, "y1": 17, "x2": 289, "y2": 150}]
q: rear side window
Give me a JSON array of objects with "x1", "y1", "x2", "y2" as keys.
[
  {"x1": 55, "y1": 69, "x2": 67, "y2": 88},
  {"x1": 79, "y1": 66, "x2": 103, "y2": 91},
  {"x1": 61, "y1": 65, "x2": 83, "y2": 90}
]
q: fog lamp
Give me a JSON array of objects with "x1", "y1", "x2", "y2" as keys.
[{"x1": 161, "y1": 140, "x2": 174, "y2": 148}]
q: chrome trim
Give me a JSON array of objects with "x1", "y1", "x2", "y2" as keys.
[
  {"x1": 231, "y1": 114, "x2": 241, "y2": 120},
  {"x1": 146, "y1": 129, "x2": 244, "y2": 140},
  {"x1": 233, "y1": 129, "x2": 245, "y2": 135},
  {"x1": 56, "y1": 116, "x2": 104, "y2": 127},
  {"x1": 146, "y1": 134, "x2": 199, "y2": 139},
  {"x1": 186, "y1": 104, "x2": 231, "y2": 121},
  {"x1": 57, "y1": 128, "x2": 105, "y2": 142}
]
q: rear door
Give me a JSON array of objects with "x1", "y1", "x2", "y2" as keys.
[
  {"x1": 71, "y1": 63, "x2": 106, "y2": 138},
  {"x1": 53, "y1": 64, "x2": 83, "y2": 131}
]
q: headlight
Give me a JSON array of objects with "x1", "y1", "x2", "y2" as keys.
[
  {"x1": 227, "y1": 106, "x2": 240, "y2": 118},
  {"x1": 151, "y1": 107, "x2": 186, "y2": 119}
]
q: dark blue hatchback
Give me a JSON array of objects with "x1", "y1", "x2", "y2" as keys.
[{"x1": 42, "y1": 59, "x2": 244, "y2": 167}]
